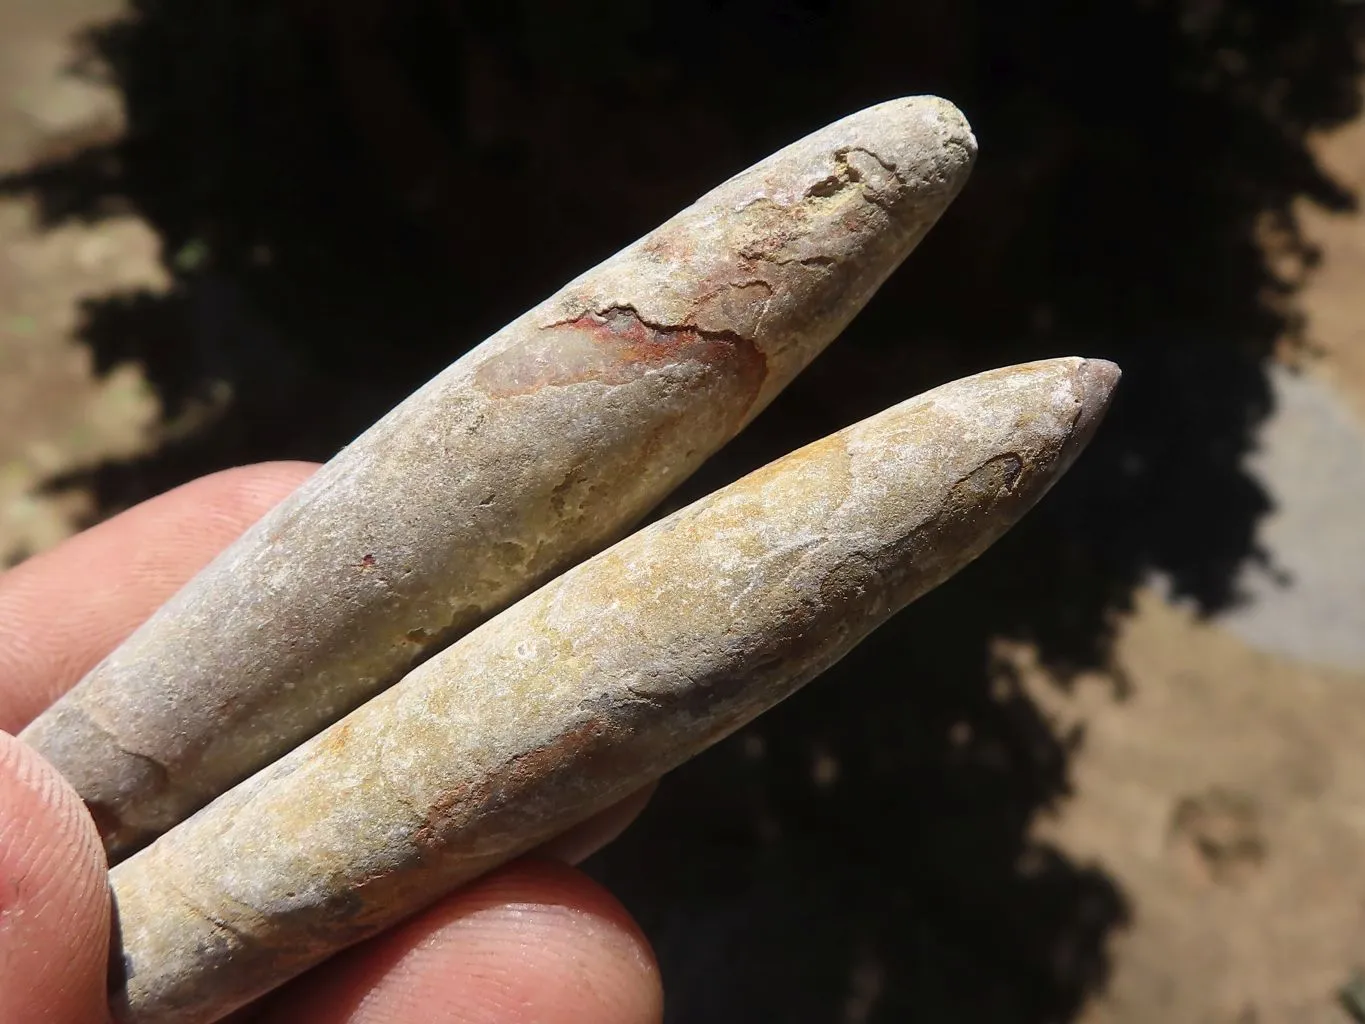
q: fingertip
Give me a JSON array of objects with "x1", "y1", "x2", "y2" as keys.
[
  {"x1": 0, "y1": 461, "x2": 318, "y2": 730},
  {"x1": 0, "y1": 732, "x2": 111, "y2": 1023},
  {"x1": 167, "y1": 461, "x2": 320, "y2": 543},
  {"x1": 262, "y1": 859, "x2": 663, "y2": 1024}
]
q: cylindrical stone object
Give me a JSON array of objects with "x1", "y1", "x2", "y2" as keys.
[
  {"x1": 108, "y1": 356, "x2": 1120, "y2": 1024},
  {"x1": 22, "y1": 96, "x2": 978, "y2": 860}
]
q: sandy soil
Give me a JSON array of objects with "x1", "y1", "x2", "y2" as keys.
[
  {"x1": 0, "y1": 0, "x2": 164, "y2": 565},
  {"x1": 1023, "y1": 592, "x2": 1365, "y2": 1024},
  {"x1": 1298, "y1": 117, "x2": 1365, "y2": 424}
]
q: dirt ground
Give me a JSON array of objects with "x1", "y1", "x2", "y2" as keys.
[
  {"x1": 0, "y1": 0, "x2": 163, "y2": 564},
  {"x1": 3, "y1": 3, "x2": 1365, "y2": 1023}
]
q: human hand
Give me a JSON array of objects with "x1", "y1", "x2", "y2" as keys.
[{"x1": 0, "y1": 462, "x2": 662, "y2": 1023}]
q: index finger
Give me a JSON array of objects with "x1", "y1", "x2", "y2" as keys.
[{"x1": 0, "y1": 462, "x2": 318, "y2": 732}]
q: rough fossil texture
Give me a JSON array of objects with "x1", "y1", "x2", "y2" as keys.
[
  {"x1": 20, "y1": 97, "x2": 977, "y2": 860},
  {"x1": 107, "y1": 357, "x2": 1120, "y2": 1024}
]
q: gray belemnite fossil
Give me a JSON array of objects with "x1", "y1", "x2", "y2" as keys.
[
  {"x1": 21, "y1": 96, "x2": 978, "y2": 860},
  {"x1": 109, "y1": 357, "x2": 1121, "y2": 1024}
]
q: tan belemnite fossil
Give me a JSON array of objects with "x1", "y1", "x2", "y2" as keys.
[
  {"x1": 22, "y1": 96, "x2": 978, "y2": 860},
  {"x1": 108, "y1": 357, "x2": 1120, "y2": 1024}
]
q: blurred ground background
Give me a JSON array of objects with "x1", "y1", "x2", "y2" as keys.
[{"x1": 4, "y1": 1, "x2": 1365, "y2": 1021}]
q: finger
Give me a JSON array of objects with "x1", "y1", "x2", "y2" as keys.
[
  {"x1": 0, "y1": 733, "x2": 110, "y2": 1024},
  {"x1": 0, "y1": 462, "x2": 318, "y2": 731},
  {"x1": 224, "y1": 791, "x2": 658, "y2": 1024},
  {"x1": 534, "y1": 782, "x2": 659, "y2": 866},
  {"x1": 257, "y1": 859, "x2": 663, "y2": 1024}
]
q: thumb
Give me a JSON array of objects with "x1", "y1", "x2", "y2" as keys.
[{"x1": 0, "y1": 732, "x2": 111, "y2": 1022}]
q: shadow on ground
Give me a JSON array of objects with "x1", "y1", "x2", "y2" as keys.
[{"x1": 4, "y1": 1, "x2": 1363, "y2": 1019}]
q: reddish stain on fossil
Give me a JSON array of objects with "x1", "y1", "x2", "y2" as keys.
[
  {"x1": 409, "y1": 714, "x2": 634, "y2": 851},
  {"x1": 474, "y1": 305, "x2": 768, "y2": 415},
  {"x1": 315, "y1": 720, "x2": 355, "y2": 757}
]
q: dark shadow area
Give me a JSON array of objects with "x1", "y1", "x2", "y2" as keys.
[{"x1": 4, "y1": 0, "x2": 1363, "y2": 1019}]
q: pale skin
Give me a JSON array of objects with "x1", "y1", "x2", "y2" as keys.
[{"x1": 0, "y1": 462, "x2": 663, "y2": 1024}]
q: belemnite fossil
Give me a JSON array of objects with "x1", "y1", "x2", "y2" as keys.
[{"x1": 15, "y1": 97, "x2": 1122, "y2": 1024}]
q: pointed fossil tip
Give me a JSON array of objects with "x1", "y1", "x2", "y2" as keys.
[
  {"x1": 892, "y1": 95, "x2": 978, "y2": 157},
  {"x1": 1079, "y1": 356, "x2": 1122, "y2": 395},
  {"x1": 1077, "y1": 356, "x2": 1122, "y2": 420},
  {"x1": 1063, "y1": 356, "x2": 1122, "y2": 462},
  {"x1": 847, "y1": 95, "x2": 978, "y2": 181}
]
